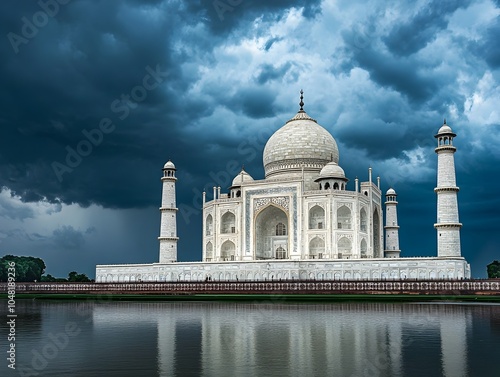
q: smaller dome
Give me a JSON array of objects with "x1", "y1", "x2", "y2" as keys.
[
  {"x1": 164, "y1": 160, "x2": 175, "y2": 169},
  {"x1": 437, "y1": 124, "x2": 453, "y2": 134},
  {"x1": 386, "y1": 188, "x2": 397, "y2": 196},
  {"x1": 436, "y1": 119, "x2": 456, "y2": 136},
  {"x1": 231, "y1": 169, "x2": 254, "y2": 186},
  {"x1": 317, "y1": 162, "x2": 346, "y2": 179}
]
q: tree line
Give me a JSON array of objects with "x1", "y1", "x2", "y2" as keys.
[
  {"x1": 487, "y1": 261, "x2": 500, "y2": 278},
  {"x1": 0, "y1": 255, "x2": 91, "y2": 282}
]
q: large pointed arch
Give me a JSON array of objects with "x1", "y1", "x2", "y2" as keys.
[
  {"x1": 205, "y1": 241, "x2": 213, "y2": 261},
  {"x1": 309, "y1": 237, "x2": 325, "y2": 259},
  {"x1": 309, "y1": 205, "x2": 325, "y2": 229},
  {"x1": 254, "y1": 205, "x2": 288, "y2": 260},
  {"x1": 360, "y1": 208, "x2": 367, "y2": 232},
  {"x1": 205, "y1": 214, "x2": 213, "y2": 236},
  {"x1": 373, "y1": 208, "x2": 380, "y2": 257},
  {"x1": 337, "y1": 205, "x2": 351, "y2": 229},
  {"x1": 360, "y1": 238, "x2": 367, "y2": 258},
  {"x1": 221, "y1": 211, "x2": 235, "y2": 233},
  {"x1": 338, "y1": 237, "x2": 352, "y2": 258},
  {"x1": 220, "y1": 240, "x2": 235, "y2": 261}
]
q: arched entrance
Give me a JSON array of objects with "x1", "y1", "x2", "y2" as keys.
[
  {"x1": 255, "y1": 205, "x2": 288, "y2": 259},
  {"x1": 221, "y1": 240, "x2": 235, "y2": 261},
  {"x1": 309, "y1": 237, "x2": 325, "y2": 259},
  {"x1": 373, "y1": 208, "x2": 380, "y2": 257}
]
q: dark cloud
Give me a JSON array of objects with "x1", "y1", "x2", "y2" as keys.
[
  {"x1": 263, "y1": 36, "x2": 284, "y2": 51},
  {"x1": 51, "y1": 225, "x2": 87, "y2": 250},
  {"x1": 227, "y1": 87, "x2": 277, "y2": 118},
  {"x1": 340, "y1": 42, "x2": 440, "y2": 103},
  {"x1": 0, "y1": 1, "x2": 193, "y2": 209},
  {"x1": 186, "y1": 0, "x2": 322, "y2": 35},
  {"x1": 0, "y1": 193, "x2": 35, "y2": 220},
  {"x1": 256, "y1": 62, "x2": 293, "y2": 84},
  {"x1": 384, "y1": 0, "x2": 472, "y2": 57},
  {"x1": 469, "y1": 18, "x2": 500, "y2": 69}
]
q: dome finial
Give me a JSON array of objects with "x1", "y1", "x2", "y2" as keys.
[
  {"x1": 443, "y1": 118, "x2": 446, "y2": 125},
  {"x1": 299, "y1": 89, "x2": 304, "y2": 111}
]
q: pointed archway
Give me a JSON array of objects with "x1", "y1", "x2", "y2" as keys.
[
  {"x1": 254, "y1": 205, "x2": 288, "y2": 260},
  {"x1": 373, "y1": 208, "x2": 380, "y2": 257}
]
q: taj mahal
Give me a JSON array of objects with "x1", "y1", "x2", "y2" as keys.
[{"x1": 95, "y1": 92, "x2": 471, "y2": 282}]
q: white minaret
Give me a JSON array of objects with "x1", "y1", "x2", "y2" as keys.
[
  {"x1": 434, "y1": 120, "x2": 462, "y2": 257},
  {"x1": 384, "y1": 188, "x2": 401, "y2": 258},
  {"x1": 159, "y1": 160, "x2": 178, "y2": 263}
]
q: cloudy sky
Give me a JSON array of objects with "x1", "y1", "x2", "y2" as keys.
[{"x1": 0, "y1": 0, "x2": 499, "y2": 278}]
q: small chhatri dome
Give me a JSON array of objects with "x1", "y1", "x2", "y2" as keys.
[
  {"x1": 164, "y1": 160, "x2": 176, "y2": 169},
  {"x1": 318, "y1": 161, "x2": 346, "y2": 179},
  {"x1": 438, "y1": 124, "x2": 453, "y2": 134},
  {"x1": 386, "y1": 188, "x2": 397, "y2": 196},
  {"x1": 263, "y1": 91, "x2": 339, "y2": 179},
  {"x1": 231, "y1": 168, "x2": 254, "y2": 186},
  {"x1": 437, "y1": 119, "x2": 455, "y2": 135}
]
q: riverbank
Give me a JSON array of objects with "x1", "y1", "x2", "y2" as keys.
[{"x1": 2, "y1": 293, "x2": 500, "y2": 302}]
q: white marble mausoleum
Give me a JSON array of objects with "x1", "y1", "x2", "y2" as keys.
[{"x1": 96, "y1": 94, "x2": 471, "y2": 282}]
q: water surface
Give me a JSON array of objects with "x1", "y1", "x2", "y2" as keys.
[{"x1": 1, "y1": 300, "x2": 499, "y2": 376}]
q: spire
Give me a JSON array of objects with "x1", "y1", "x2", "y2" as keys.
[
  {"x1": 444, "y1": 118, "x2": 446, "y2": 125},
  {"x1": 286, "y1": 89, "x2": 317, "y2": 123}
]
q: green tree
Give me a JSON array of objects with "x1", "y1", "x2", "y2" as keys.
[
  {"x1": 67, "y1": 271, "x2": 91, "y2": 282},
  {"x1": 0, "y1": 255, "x2": 46, "y2": 282},
  {"x1": 487, "y1": 261, "x2": 500, "y2": 278}
]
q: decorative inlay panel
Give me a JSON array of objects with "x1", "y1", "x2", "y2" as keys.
[
  {"x1": 254, "y1": 196, "x2": 290, "y2": 214},
  {"x1": 309, "y1": 202, "x2": 325, "y2": 210},
  {"x1": 245, "y1": 187, "x2": 298, "y2": 255},
  {"x1": 336, "y1": 233, "x2": 353, "y2": 241},
  {"x1": 337, "y1": 202, "x2": 352, "y2": 209}
]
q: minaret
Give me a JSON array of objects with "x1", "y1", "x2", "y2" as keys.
[
  {"x1": 159, "y1": 160, "x2": 178, "y2": 263},
  {"x1": 434, "y1": 120, "x2": 462, "y2": 257},
  {"x1": 384, "y1": 188, "x2": 401, "y2": 258}
]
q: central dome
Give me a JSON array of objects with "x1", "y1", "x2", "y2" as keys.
[{"x1": 263, "y1": 109, "x2": 339, "y2": 179}]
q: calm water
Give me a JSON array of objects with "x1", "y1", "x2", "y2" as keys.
[{"x1": 1, "y1": 300, "x2": 499, "y2": 377}]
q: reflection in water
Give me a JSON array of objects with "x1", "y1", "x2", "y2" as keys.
[{"x1": 1, "y1": 301, "x2": 499, "y2": 376}]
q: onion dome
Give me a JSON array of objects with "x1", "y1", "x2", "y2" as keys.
[
  {"x1": 436, "y1": 119, "x2": 456, "y2": 136},
  {"x1": 164, "y1": 160, "x2": 176, "y2": 169},
  {"x1": 263, "y1": 91, "x2": 339, "y2": 179},
  {"x1": 231, "y1": 168, "x2": 254, "y2": 186},
  {"x1": 386, "y1": 188, "x2": 397, "y2": 196},
  {"x1": 315, "y1": 162, "x2": 347, "y2": 181}
]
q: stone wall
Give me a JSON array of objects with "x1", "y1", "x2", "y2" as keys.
[
  {"x1": 2, "y1": 279, "x2": 498, "y2": 296},
  {"x1": 95, "y1": 257, "x2": 470, "y2": 283}
]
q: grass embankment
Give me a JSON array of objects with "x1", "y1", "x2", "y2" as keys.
[{"x1": 1, "y1": 293, "x2": 500, "y2": 302}]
